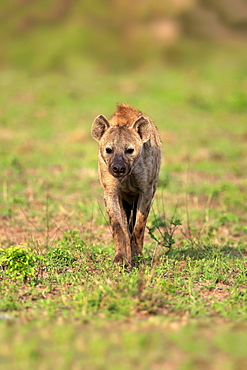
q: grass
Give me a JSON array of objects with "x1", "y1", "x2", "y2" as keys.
[{"x1": 0, "y1": 46, "x2": 247, "y2": 368}]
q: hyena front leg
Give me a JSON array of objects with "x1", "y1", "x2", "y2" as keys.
[
  {"x1": 104, "y1": 192, "x2": 131, "y2": 265},
  {"x1": 119, "y1": 197, "x2": 132, "y2": 263},
  {"x1": 130, "y1": 193, "x2": 153, "y2": 262}
]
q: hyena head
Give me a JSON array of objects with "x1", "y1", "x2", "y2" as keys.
[{"x1": 92, "y1": 115, "x2": 151, "y2": 178}]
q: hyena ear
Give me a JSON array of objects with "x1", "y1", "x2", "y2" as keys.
[
  {"x1": 91, "y1": 115, "x2": 110, "y2": 142},
  {"x1": 131, "y1": 116, "x2": 150, "y2": 143}
]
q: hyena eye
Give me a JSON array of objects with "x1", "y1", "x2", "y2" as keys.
[
  {"x1": 106, "y1": 147, "x2": 113, "y2": 154},
  {"x1": 126, "y1": 148, "x2": 134, "y2": 154}
]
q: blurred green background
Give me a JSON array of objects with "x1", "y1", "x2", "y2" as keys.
[
  {"x1": 1, "y1": 6, "x2": 247, "y2": 364},
  {"x1": 1, "y1": 0, "x2": 247, "y2": 72}
]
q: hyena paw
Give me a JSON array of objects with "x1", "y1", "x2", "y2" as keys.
[{"x1": 113, "y1": 253, "x2": 125, "y2": 264}]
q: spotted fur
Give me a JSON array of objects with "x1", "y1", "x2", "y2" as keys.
[{"x1": 92, "y1": 104, "x2": 162, "y2": 266}]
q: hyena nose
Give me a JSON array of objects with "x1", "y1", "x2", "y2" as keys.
[{"x1": 112, "y1": 164, "x2": 126, "y2": 174}]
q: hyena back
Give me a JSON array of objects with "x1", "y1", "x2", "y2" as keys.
[{"x1": 92, "y1": 103, "x2": 161, "y2": 266}]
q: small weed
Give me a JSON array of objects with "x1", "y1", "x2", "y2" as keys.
[
  {"x1": 0, "y1": 245, "x2": 43, "y2": 283},
  {"x1": 147, "y1": 214, "x2": 182, "y2": 260}
]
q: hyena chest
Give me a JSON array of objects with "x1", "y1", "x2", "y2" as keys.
[{"x1": 119, "y1": 175, "x2": 141, "y2": 203}]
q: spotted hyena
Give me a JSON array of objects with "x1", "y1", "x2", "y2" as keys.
[{"x1": 92, "y1": 103, "x2": 162, "y2": 266}]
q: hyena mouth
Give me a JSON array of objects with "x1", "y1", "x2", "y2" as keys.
[
  {"x1": 111, "y1": 170, "x2": 129, "y2": 178},
  {"x1": 110, "y1": 163, "x2": 129, "y2": 178}
]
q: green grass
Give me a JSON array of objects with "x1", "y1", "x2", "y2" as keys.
[{"x1": 0, "y1": 47, "x2": 247, "y2": 368}]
